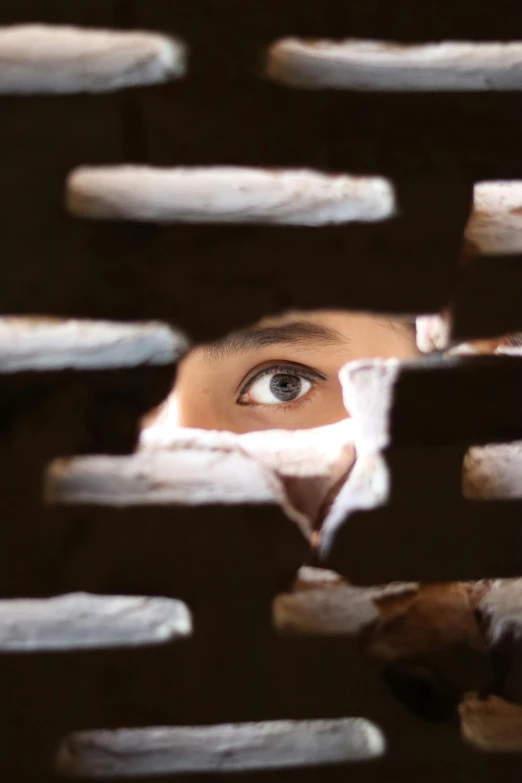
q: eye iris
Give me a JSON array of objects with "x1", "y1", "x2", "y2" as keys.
[{"x1": 269, "y1": 373, "x2": 302, "y2": 401}]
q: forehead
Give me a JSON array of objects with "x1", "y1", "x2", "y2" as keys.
[
  {"x1": 205, "y1": 315, "x2": 349, "y2": 364},
  {"x1": 255, "y1": 310, "x2": 357, "y2": 329}
]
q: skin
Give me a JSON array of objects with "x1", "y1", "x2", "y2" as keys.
[{"x1": 172, "y1": 310, "x2": 420, "y2": 433}]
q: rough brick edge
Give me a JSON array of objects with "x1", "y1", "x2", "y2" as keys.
[
  {"x1": 140, "y1": 420, "x2": 356, "y2": 529},
  {"x1": 339, "y1": 359, "x2": 401, "y2": 454},
  {"x1": 0, "y1": 24, "x2": 185, "y2": 94},
  {"x1": 339, "y1": 355, "x2": 522, "y2": 449},
  {"x1": 56, "y1": 718, "x2": 385, "y2": 776},
  {"x1": 320, "y1": 452, "x2": 390, "y2": 562},
  {"x1": 66, "y1": 166, "x2": 396, "y2": 224},
  {"x1": 338, "y1": 356, "x2": 522, "y2": 455},
  {"x1": 267, "y1": 39, "x2": 522, "y2": 91}
]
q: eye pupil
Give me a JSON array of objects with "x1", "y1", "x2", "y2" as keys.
[{"x1": 269, "y1": 373, "x2": 301, "y2": 401}]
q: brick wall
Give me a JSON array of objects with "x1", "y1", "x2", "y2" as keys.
[{"x1": 0, "y1": 2, "x2": 521, "y2": 781}]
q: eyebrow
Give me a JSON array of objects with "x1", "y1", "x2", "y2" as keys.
[{"x1": 206, "y1": 320, "x2": 348, "y2": 361}]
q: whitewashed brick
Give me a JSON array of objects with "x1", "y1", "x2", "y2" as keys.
[
  {"x1": 67, "y1": 166, "x2": 396, "y2": 224},
  {"x1": 0, "y1": 317, "x2": 187, "y2": 371},
  {"x1": 0, "y1": 593, "x2": 191, "y2": 651},
  {"x1": 466, "y1": 181, "x2": 522, "y2": 255},
  {"x1": 56, "y1": 718, "x2": 385, "y2": 776},
  {"x1": 268, "y1": 39, "x2": 522, "y2": 91},
  {"x1": 0, "y1": 25, "x2": 185, "y2": 94}
]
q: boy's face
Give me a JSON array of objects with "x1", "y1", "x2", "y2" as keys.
[{"x1": 173, "y1": 310, "x2": 419, "y2": 433}]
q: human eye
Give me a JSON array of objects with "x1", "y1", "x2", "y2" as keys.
[{"x1": 236, "y1": 363, "x2": 325, "y2": 407}]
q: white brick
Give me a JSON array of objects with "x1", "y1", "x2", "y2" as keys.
[
  {"x1": 0, "y1": 317, "x2": 187, "y2": 371},
  {"x1": 56, "y1": 718, "x2": 385, "y2": 776},
  {"x1": 66, "y1": 166, "x2": 396, "y2": 224},
  {"x1": 466, "y1": 181, "x2": 522, "y2": 255},
  {"x1": 0, "y1": 593, "x2": 191, "y2": 651},
  {"x1": 0, "y1": 25, "x2": 185, "y2": 94},
  {"x1": 268, "y1": 39, "x2": 522, "y2": 91},
  {"x1": 45, "y1": 450, "x2": 286, "y2": 508}
]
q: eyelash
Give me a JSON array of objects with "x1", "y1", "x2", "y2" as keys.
[{"x1": 237, "y1": 363, "x2": 326, "y2": 407}]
